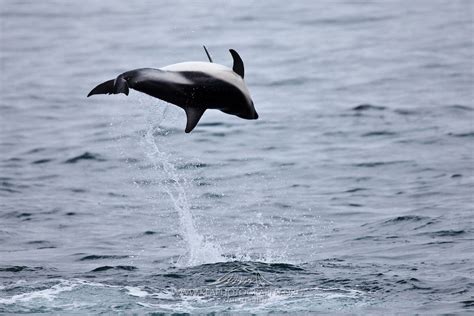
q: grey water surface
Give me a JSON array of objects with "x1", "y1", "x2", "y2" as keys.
[{"x1": 1, "y1": 0, "x2": 473, "y2": 314}]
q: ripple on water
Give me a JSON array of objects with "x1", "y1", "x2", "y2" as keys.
[
  {"x1": 361, "y1": 214, "x2": 439, "y2": 234},
  {"x1": 361, "y1": 131, "x2": 398, "y2": 137},
  {"x1": 0, "y1": 181, "x2": 22, "y2": 194},
  {"x1": 352, "y1": 160, "x2": 411, "y2": 168},
  {"x1": 64, "y1": 152, "x2": 105, "y2": 164},
  {"x1": 383, "y1": 215, "x2": 429, "y2": 224},
  {"x1": 447, "y1": 131, "x2": 474, "y2": 138},
  {"x1": 31, "y1": 158, "x2": 54, "y2": 164},
  {"x1": 90, "y1": 265, "x2": 138, "y2": 272},
  {"x1": 420, "y1": 230, "x2": 467, "y2": 238},
  {"x1": 0, "y1": 266, "x2": 46, "y2": 273},
  {"x1": 78, "y1": 255, "x2": 130, "y2": 261},
  {"x1": 444, "y1": 104, "x2": 473, "y2": 112},
  {"x1": 352, "y1": 104, "x2": 387, "y2": 111}
]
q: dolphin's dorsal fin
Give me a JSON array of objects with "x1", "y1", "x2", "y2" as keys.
[
  {"x1": 229, "y1": 49, "x2": 244, "y2": 78},
  {"x1": 203, "y1": 45, "x2": 213, "y2": 63},
  {"x1": 184, "y1": 107, "x2": 206, "y2": 133}
]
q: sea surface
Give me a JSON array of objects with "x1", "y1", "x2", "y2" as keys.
[{"x1": 1, "y1": 0, "x2": 473, "y2": 314}]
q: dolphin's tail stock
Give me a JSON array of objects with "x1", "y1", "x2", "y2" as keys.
[{"x1": 87, "y1": 75, "x2": 129, "y2": 97}]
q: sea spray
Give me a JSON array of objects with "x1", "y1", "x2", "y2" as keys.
[{"x1": 141, "y1": 106, "x2": 224, "y2": 266}]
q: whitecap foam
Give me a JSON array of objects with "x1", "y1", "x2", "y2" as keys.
[
  {"x1": 0, "y1": 280, "x2": 76, "y2": 305},
  {"x1": 125, "y1": 286, "x2": 149, "y2": 298}
]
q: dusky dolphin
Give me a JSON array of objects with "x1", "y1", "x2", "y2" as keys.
[{"x1": 87, "y1": 47, "x2": 258, "y2": 133}]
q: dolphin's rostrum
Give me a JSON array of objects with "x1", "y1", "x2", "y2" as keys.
[{"x1": 87, "y1": 48, "x2": 258, "y2": 133}]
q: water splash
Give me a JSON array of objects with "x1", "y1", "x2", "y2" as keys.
[{"x1": 141, "y1": 107, "x2": 224, "y2": 266}]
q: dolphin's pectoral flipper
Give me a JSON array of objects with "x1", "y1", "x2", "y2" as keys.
[
  {"x1": 203, "y1": 45, "x2": 213, "y2": 63},
  {"x1": 229, "y1": 49, "x2": 244, "y2": 78},
  {"x1": 87, "y1": 79, "x2": 115, "y2": 97},
  {"x1": 184, "y1": 107, "x2": 206, "y2": 133}
]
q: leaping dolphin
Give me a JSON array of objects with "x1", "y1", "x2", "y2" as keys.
[{"x1": 87, "y1": 47, "x2": 258, "y2": 133}]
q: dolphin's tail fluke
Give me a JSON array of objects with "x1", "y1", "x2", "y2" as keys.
[
  {"x1": 87, "y1": 79, "x2": 114, "y2": 97},
  {"x1": 87, "y1": 76, "x2": 129, "y2": 97}
]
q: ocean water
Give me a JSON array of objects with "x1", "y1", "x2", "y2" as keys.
[{"x1": 1, "y1": 0, "x2": 473, "y2": 314}]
